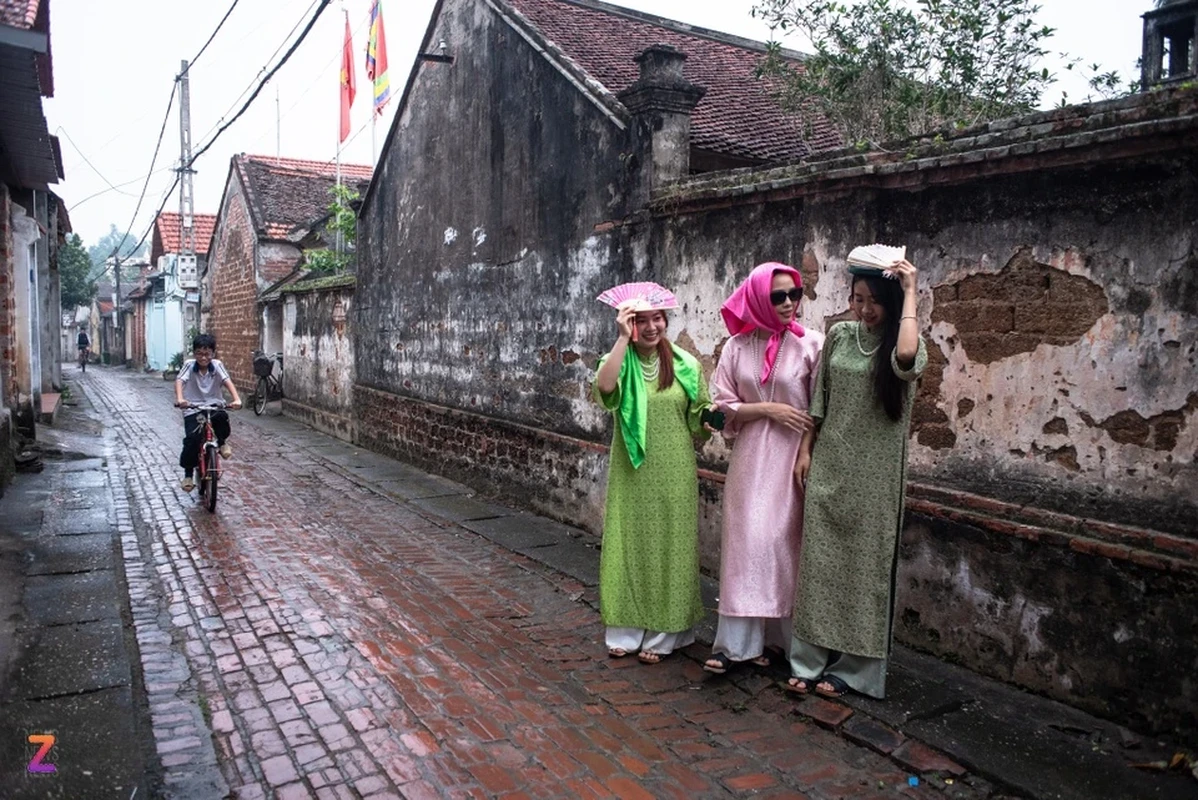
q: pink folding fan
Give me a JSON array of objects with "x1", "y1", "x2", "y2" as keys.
[{"x1": 597, "y1": 282, "x2": 679, "y2": 341}]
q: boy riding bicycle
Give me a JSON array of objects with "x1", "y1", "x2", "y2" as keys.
[{"x1": 174, "y1": 333, "x2": 242, "y2": 491}]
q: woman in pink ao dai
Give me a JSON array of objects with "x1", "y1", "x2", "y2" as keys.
[{"x1": 704, "y1": 263, "x2": 824, "y2": 674}]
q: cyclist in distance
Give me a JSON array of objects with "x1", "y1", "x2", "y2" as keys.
[
  {"x1": 174, "y1": 333, "x2": 242, "y2": 491},
  {"x1": 76, "y1": 328, "x2": 90, "y2": 367}
]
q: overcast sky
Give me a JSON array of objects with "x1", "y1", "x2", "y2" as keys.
[{"x1": 46, "y1": 0, "x2": 1147, "y2": 249}]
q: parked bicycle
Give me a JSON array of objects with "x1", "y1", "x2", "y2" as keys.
[
  {"x1": 184, "y1": 402, "x2": 229, "y2": 512},
  {"x1": 251, "y1": 351, "x2": 284, "y2": 416}
]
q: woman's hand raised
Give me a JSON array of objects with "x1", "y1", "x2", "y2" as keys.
[
  {"x1": 890, "y1": 259, "x2": 918, "y2": 294},
  {"x1": 616, "y1": 306, "x2": 635, "y2": 341}
]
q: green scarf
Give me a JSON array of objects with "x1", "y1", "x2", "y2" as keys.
[{"x1": 612, "y1": 343, "x2": 702, "y2": 469}]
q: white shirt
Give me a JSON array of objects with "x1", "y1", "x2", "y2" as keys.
[{"x1": 176, "y1": 358, "x2": 230, "y2": 416}]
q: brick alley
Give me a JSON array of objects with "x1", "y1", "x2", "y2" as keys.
[
  {"x1": 10, "y1": 365, "x2": 1195, "y2": 800},
  {"x1": 4, "y1": 364, "x2": 990, "y2": 800}
]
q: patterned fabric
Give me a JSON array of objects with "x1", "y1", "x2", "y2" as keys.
[
  {"x1": 609, "y1": 344, "x2": 702, "y2": 469},
  {"x1": 594, "y1": 345, "x2": 709, "y2": 633},
  {"x1": 793, "y1": 322, "x2": 927, "y2": 658},
  {"x1": 711, "y1": 329, "x2": 823, "y2": 617}
]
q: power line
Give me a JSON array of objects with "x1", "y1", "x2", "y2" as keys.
[
  {"x1": 55, "y1": 127, "x2": 142, "y2": 198},
  {"x1": 68, "y1": 167, "x2": 174, "y2": 211},
  {"x1": 195, "y1": 0, "x2": 321, "y2": 148},
  {"x1": 108, "y1": 84, "x2": 176, "y2": 259},
  {"x1": 188, "y1": 0, "x2": 241, "y2": 69},
  {"x1": 104, "y1": 0, "x2": 248, "y2": 260},
  {"x1": 242, "y1": 6, "x2": 372, "y2": 155},
  {"x1": 190, "y1": 0, "x2": 332, "y2": 165},
  {"x1": 117, "y1": 0, "x2": 334, "y2": 261}
]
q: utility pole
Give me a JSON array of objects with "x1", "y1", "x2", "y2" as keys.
[
  {"x1": 113, "y1": 254, "x2": 121, "y2": 365},
  {"x1": 177, "y1": 59, "x2": 199, "y2": 335}
]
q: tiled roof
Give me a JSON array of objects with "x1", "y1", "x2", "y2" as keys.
[
  {"x1": 153, "y1": 211, "x2": 217, "y2": 255},
  {"x1": 504, "y1": 0, "x2": 840, "y2": 163},
  {"x1": 0, "y1": 0, "x2": 39, "y2": 29},
  {"x1": 235, "y1": 155, "x2": 372, "y2": 241}
]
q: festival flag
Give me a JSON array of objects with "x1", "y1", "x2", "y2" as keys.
[
  {"x1": 365, "y1": 0, "x2": 391, "y2": 114},
  {"x1": 340, "y1": 15, "x2": 356, "y2": 142}
]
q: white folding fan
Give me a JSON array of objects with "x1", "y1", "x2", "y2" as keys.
[{"x1": 846, "y1": 243, "x2": 906, "y2": 278}]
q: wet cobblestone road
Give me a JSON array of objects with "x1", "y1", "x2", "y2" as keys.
[{"x1": 86, "y1": 366, "x2": 962, "y2": 800}]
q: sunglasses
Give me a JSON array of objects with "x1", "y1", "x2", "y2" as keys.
[{"x1": 770, "y1": 288, "x2": 802, "y2": 306}]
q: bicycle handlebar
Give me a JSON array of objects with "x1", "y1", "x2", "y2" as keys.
[{"x1": 179, "y1": 402, "x2": 231, "y2": 411}]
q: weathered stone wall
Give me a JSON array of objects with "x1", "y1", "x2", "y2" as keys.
[
  {"x1": 353, "y1": 5, "x2": 1196, "y2": 737},
  {"x1": 643, "y1": 90, "x2": 1198, "y2": 735},
  {"x1": 355, "y1": 0, "x2": 633, "y2": 445},
  {"x1": 280, "y1": 280, "x2": 356, "y2": 442}
]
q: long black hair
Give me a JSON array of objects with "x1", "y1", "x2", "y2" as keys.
[{"x1": 853, "y1": 275, "x2": 907, "y2": 422}]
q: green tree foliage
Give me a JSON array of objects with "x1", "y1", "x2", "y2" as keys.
[
  {"x1": 59, "y1": 233, "x2": 96, "y2": 310},
  {"x1": 87, "y1": 223, "x2": 147, "y2": 276},
  {"x1": 752, "y1": 0, "x2": 1128, "y2": 148},
  {"x1": 303, "y1": 183, "x2": 360, "y2": 275}
]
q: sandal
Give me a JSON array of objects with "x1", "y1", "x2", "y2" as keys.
[
  {"x1": 608, "y1": 647, "x2": 637, "y2": 659},
  {"x1": 703, "y1": 653, "x2": 733, "y2": 674},
  {"x1": 814, "y1": 674, "x2": 850, "y2": 698},
  {"x1": 783, "y1": 677, "x2": 813, "y2": 695},
  {"x1": 748, "y1": 654, "x2": 771, "y2": 668},
  {"x1": 638, "y1": 651, "x2": 667, "y2": 665}
]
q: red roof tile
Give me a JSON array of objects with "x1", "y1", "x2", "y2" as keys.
[
  {"x1": 153, "y1": 211, "x2": 217, "y2": 255},
  {"x1": 0, "y1": 0, "x2": 39, "y2": 29},
  {"x1": 505, "y1": 0, "x2": 840, "y2": 163},
  {"x1": 235, "y1": 154, "x2": 372, "y2": 242}
]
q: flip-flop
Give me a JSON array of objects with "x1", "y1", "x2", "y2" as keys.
[
  {"x1": 703, "y1": 653, "x2": 733, "y2": 674},
  {"x1": 814, "y1": 674, "x2": 850, "y2": 698},
  {"x1": 638, "y1": 651, "x2": 668, "y2": 665},
  {"x1": 783, "y1": 677, "x2": 813, "y2": 695},
  {"x1": 608, "y1": 647, "x2": 637, "y2": 659}
]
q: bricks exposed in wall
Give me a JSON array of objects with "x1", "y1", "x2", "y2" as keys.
[
  {"x1": 931, "y1": 248, "x2": 1109, "y2": 364},
  {"x1": 207, "y1": 190, "x2": 260, "y2": 391},
  {"x1": 912, "y1": 341, "x2": 956, "y2": 450},
  {"x1": 353, "y1": 383, "x2": 605, "y2": 525},
  {"x1": 1079, "y1": 392, "x2": 1198, "y2": 452}
]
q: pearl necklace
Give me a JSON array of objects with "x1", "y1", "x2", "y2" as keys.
[
  {"x1": 750, "y1": 332, "x2": 785, "y2": 403},
  {"x1": 855, "y1": 322, "x2": 880, "y2": 357},
  {"x1": 638, "y1": 352, "x2": 660, "y2": 382}
]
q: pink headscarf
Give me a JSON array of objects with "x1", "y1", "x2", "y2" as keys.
[{"x1": 719, "y1": 262, "x2": 806, "y2": 384}]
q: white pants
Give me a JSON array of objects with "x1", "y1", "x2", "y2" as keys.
[
  {"x1": 712, "y1": 615, "x2": 791, "y2": 662},
  {"x1": 605, "y1": 626, "x2": 695, "y2": 655}
]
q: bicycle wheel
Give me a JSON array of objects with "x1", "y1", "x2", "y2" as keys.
[
  {"x1": 254, "y1": 377, "x2": 268, "y2": 415},
  {"x1": 80, "y1": 352, "x2": 86, "y2": 372},
  {"x1": 206, "y1": 446, "x2": 219, "y2": 512}
]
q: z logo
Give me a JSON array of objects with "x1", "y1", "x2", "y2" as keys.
[{"x1": 27, "y1": 734, "x2": 57, "y2": 773}]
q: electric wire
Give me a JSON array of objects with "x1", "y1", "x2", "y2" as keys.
[
  {"x1": 194, "y1": 0, "x2": 321, "y2": 148},
  {"x1": 187, "y1": 0, "x2": 241, "y2": 70},
  {"x1": 115, "y1": 0, "x2": 334, "y2": 261},
  {"x1": 55, "y1": 127, "x2": 142, "y2": 198}
]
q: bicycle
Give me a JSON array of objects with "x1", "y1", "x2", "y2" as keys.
[
  {"x1": 78, "y1": 347, "x2": 89, "y2": 372},
  {"x1": 184, "y1": 402, "x2": 228, "y2": 512},
  {"x1": 251, "y1": 351, "x2": 284, "y2": 416}
]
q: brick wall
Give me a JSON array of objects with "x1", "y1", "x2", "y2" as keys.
[
  {"x1": 0, "y1": 184, "x2": 13, "y2": 493},
  {"x1": 0, "y1": 183, "x2": 14, "y2": 408},
  {"x1": 207, "y1": 180, "x2": 262, "y2": 392},
  {"x1": 131, "y1": 299, "x2": 146, "y2": 368}
]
